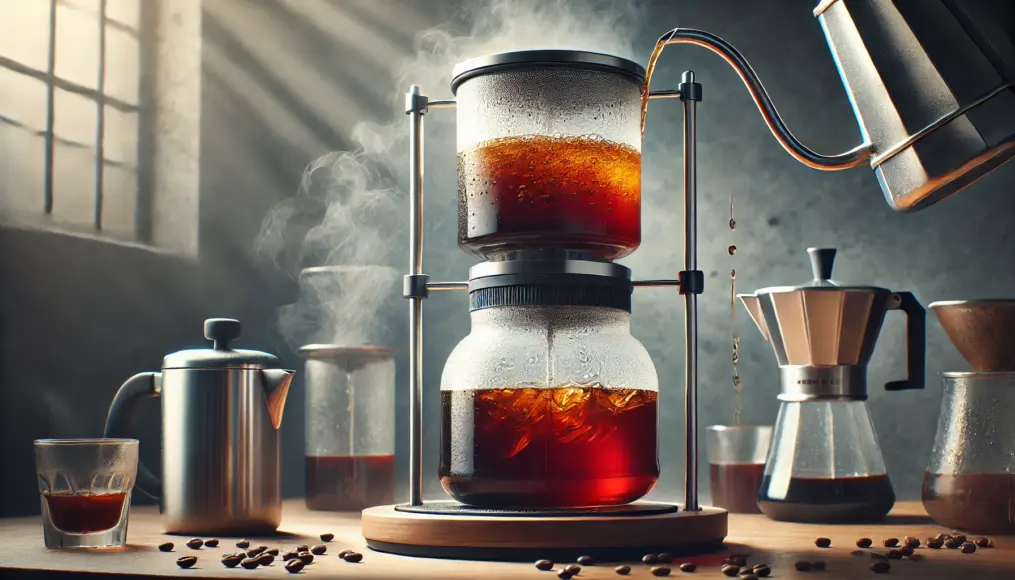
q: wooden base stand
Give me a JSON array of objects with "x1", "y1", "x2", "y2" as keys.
[{"x1": 362, "y1": 502, "x2": 728, "y2": 561}]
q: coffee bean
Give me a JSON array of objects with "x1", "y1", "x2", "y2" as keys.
[
  {"x1": 738, "y1": 575, "x2": 757, "y2": 580},
  {"x1": 236, "y1": 540, "x2": 250, "y2": 549},
  {"x1": 961, "y1": 542, "x2": 976, "y2": 554},
  {"x1": 722, "y1": 564, "x2": 741, "y2": 576},
  {"x1": 257, "y1": 554, "x2": 275, "y2": 566},
  {"x1": 344, "y1": 552, "x2": 363, "y2": 563},
  {"x1": 651, "y1": 566, "x2": 671, "y2": 577},
  {"x1": 297, "y1": 551, "x2": 314, "y2": 565},
  {"x1": 904, "y1": 537, "x2": 920, "y2": 548},
  {"x1": 656, "y1": 552, "x2": 673, "y2": 563},
  {"x1": 953, "y1": 535, "x2": 967, "y2": 544},
  {"x1": 310, "y1": 544, "x2": 327, "y2": 555},
  {"x1": 815, "y1": 537, "x2": 831, "y2": 548},
  {"x1": 282, "y1": 551, "x2": 298, "y2": 561},
  {"x1": 557, "y1": 570, "x2": 573, "y2": 580},
  {"x1": 886, "y1": 550, "x2": 903, "y2": 560},
  {"x1": 900, "y1": 546, "x2": 914, "y2": 557},
  {"x1": 934, "y1": 533, "x2": 949, "y2": 541},
  {"x1": 285, "y1": 558, "x2": 305, "y2": 573},
  {"x1": 536, "y1": 560, "x2": 555, "y2": 571},
  {"x1": 871, "y1": 561, "x2": 890, "y2": 574},
  {"x1": 240, "y1": 558, "x2": 260, "y2": 569},
  {"x1": 812, "y1": 561, "x2": 826, "y2": 571},
  {"x1": 927, "y1": 538, "x2": 944, "y2": 549},
  {"x1": 204, "y1": 538, "x2": 219, "y2": 548},
  {"x1": 246, "y1": 548, "x2": 265, "y2": 558},
  {"x1": 266, "y1": 547, "x2": 279, "y2": 556},
  {"x1": 753, "y1": 565, "x2": 770, "y2": 577},
  {"x1": 615, "y1": 565, "x2": 631, "y2": 575},
  {"x1": 643, "y1": 554, "x2": 657, "y2": 564},
  {"x1": 296, "y1": 544, "x2": 309, "y2": 552},
  {"x1": 725, "y1": 555, "x2": 747, "y2": 567},
  {"x1": 577, "y1": 555, "x2": 595, "y2": 566},
  {"x1": 976, "y1": 537, "x2": 992, "y2": 548},
  {"x1": 186, "y1": 538, "x2": 203, "y2": 550},
  {"x1": 856, "y1": 537, "x2": 873, "y2": 548},
  {"x1": 221, "y1": 554, "x2": 244, "y2": 568},
  {"x1": 945, "y1": 538, "x2": 962, "y2": 549},
  {"x1": 158, "y1": 542, "x2": 174, "y2": 552},
  {"x1": 883, "y1": 538, "x2": 899, "y2": 547},
  {"x1": 851, "y1": 550, "x2": 864, "y2": 557},
  {"x1": 793, "y1": 561, "x2": 812, "y2": 572},
  {"x1": 320, "y1": 533, "x2": 334, "y2": 542},
  {"x1": 337, "y1": 550, "x2": 353, "y2": 560},
  {"x1": 176, "y1": 556, "x2": 197, "y2": 569},
  {"x1": 564, "y1": 564, "x2": 581, "y2": 575},
  {"x1": 678, "y1": 562, "x2": 696, "y2": 573}
]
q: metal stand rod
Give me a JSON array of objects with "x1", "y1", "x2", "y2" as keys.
[
  {"x1": 406, "y1": 85, "x2": 427, "y2": 507},
  {"x1": 680, "y1": 71, "x2": 701, "y2": 512}
]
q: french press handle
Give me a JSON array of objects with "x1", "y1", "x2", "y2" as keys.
[
  {"x1": 884, "y1": 291, "x2": 926, "y2": 392},
  {"x1": 103, "y1": 372, "x2": 163, "y2": 500}
]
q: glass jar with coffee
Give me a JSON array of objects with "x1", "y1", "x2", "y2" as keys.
[
  {"x1": 439, "y1": 261, "x2": 658, "y2": 508},
  {"x1": 452, "y1": 51, "x2": 643, "y2": 261}
]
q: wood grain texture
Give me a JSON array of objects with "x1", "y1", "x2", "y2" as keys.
[{"x1": 0, "y1": 500, "x2": 1012, "y2": 579}]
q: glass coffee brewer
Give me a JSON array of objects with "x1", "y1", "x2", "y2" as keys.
[{"x1": 739, "y1": 248, "x2": 926, "y2": 523}]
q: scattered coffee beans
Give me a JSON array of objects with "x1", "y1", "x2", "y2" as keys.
[
  {"x1": 643, "y1": 554, "x2": 657, "y2": 564},
  {"x1": 344, "y1": 552, "x2": 363, "y2": 563},
  {"x1": 886, "y1": 550, "x2": 903, "y2": 560},
  {"x1": 615, "y1": 565, "x2": 631, "y2": 575},
  {"x1": 721, "y1": 564, "x2": 741, "y2": 576},
  {"x1": 536, "y1": 560, "x2": 555, "y2": 571},
  {"x1": 753, "y1": 564, "x2": 770, "y2": 577},
  {"x1": 856, "y1": 537, "x2": 873, "y2": 548},
  {"x1": 320, "y1": 533, "x2": 334, "y2": 542},
  {"x1": 311, "y1": 544, "x2": 327, "y2": 555},
  {"x1": 871, "y1": 561, "x2": 890, "y2": 574},
  {"x1": 678, "y1": 562, "x2": 696, "y2": 573},
  {"x1": 564, "y1": 564, "x2": 581, "y2": 575},
  {"x1": 927, "y1": 538, "x2": 944, "y2": 549},
  {"x1": 904, "y1": 537, "x2": 920, "y2": 548},
  {"x1": 651, "y1": 566, "x2": 671, "y2": 577},
  {"x1": 739, "y1": 575, "x2": 758, "y2": 580},
  {"x1": 204, "y1": 538, "x2": 219, "y2": 548},
  {"x1": 176, "y1": 556, "x2": 197, "y2": 569},
  {"x1": 933, "y1": 533, "x2": 949, "y2": 541},
  {"x1": 296, "y1": 544, "x2": 309, "y2": 552},
  {"x1": 338, "y1": 550, "x2": 354, "y2": 560},
  {"x1": 257, "y1": 554, "x2": 275, "y2": 566},
  {"x1": 900, "y1": 546, "x2": 914, "y2": 557},
  {"x1": 577, "y1": 555, "x2": 595, "y2": 566},
  {"x1": 793, "y1": 561, "x2": 812, "y2": 572},
  {"x1": 557, "y1": 569, "x2": 573, "y2": 580},
  {"x1": 246, "y1": 548, "x2": 265, "y2": 559},
  {"x1": 656, "y1": 552, "x2": 673, "y2": 563},
  {"x1": 240, "y1": 558, "x2": 260, "y2": 569},
  {"x1": 961, "y1": 542, "x2": 977, "y2": 554},
  {"x1": 236, "y1": 540, "x2": 250, "y2": 549},
  {"x1": 976, "y1": 537, "x2": 992, "y2": 548},
  {"x1": 297, "y1": 551, "x2": 314, "y2": 565},
  {"x1": 725, "y1": 555, "x2": 748, "y2": 567},
  {"x1": 266, "y1": 547, "x2": 279, "y2": 556},
  {"x1": 954, "y1": 535, "x2": 967, "y2": 544},
  {"x1": 812, "y1": 561, "x2": 826, "y2": 571},
  {"x1": 221, "y1": 554, "x2": 243, "y2": 568},
  {"x1": 186, "y1": 538, "x2": 203, "y2": 550},
  {"x1": 883, "y1": 538, "x2": 899, "y2": 547},
  {"x1": 945, "y1": 538, "x2": 963, "y2": 549},
  {"x1": 158, "y1": 542, "x2": 174, "y2": 552},
  {"x1": 815, "y1": 537, "x2": 831, "y2": 548},
  {"x1": 285, "y1": 558, "x2": 305, "y2": 573},
  {"x1": 283, "y1": 550, "x2": 299, "y2": 561}
]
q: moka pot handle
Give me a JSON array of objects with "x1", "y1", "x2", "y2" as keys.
[
  {"x1": 103, "y1": 372, "x2": 163, "y2": 500},
  {"x1": 885, "y1": 292, "x2": 926, "y2": 392}
]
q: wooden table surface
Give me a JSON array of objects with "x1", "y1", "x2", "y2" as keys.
[{"x1": 0, "y1": 500, "x2": 1011, "y2": 579}]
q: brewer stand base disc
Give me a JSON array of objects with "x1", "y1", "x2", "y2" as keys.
[{"x1": 361, "y1": 502, "x2": 728, "y2": 562}]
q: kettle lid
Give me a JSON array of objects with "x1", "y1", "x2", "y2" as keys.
[
  {"x1": 754, "y1": 247, "x2": 890, "y2": 295},
  {"x1": 162, "y1": 318, "x2": 283, "y2": 369}
]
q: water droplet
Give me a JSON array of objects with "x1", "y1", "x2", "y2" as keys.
[
  {"x1": 730, "y1": 268, "x2": 736, "y2": 278},
  {"x1": 728, "y1": 245, "x2": 737, "y2": 255},
  {"x1": 729, "y1": 218, "x2": 736, "y2": 230}
]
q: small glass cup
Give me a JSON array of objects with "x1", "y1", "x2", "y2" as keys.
[
  {"x1": 707, "y1": 425, "x2": 772, "y2": 514},
  {"x1": 34, "y1": 439, "x2": 139, "y2": 548}
]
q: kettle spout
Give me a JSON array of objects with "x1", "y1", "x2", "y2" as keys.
[
  {"x1": 738, "y1": 294, "x2": 771, "y2": 343},
  {"x1": 261, "y1": 369, "x2": 295, "y2": 430}
]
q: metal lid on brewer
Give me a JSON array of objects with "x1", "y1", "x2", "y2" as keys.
[
  {"x1": 750, "y1": 247, "x2": 893, "y2": 296},
  {"x1": 162, "y1": 318, "x2": 284, "y2": 370},
  {"x1": 450, "y1": 49, "x2": 647, "y2": 94}
]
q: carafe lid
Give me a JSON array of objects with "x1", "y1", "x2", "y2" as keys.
[
  {"x1": 163, "y1": 319, "x2": 283, "y2": 370},
  {"x1": 753, "y1": 247, "x2": 890, "y2": 296}
]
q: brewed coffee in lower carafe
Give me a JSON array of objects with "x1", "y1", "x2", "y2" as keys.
[
  {"x1": 440, "y1": 383, "x2": 658, "y2": 507},
  {"x1": 758, "y1": 400, "x2": 895, "y2": 523}
]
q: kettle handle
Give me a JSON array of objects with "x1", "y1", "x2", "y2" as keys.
[
  {"x1": 885, "y1": 292, "x2": 926, "y2": 392},
  {"x1": 103, "y1": 372, "x2": 163, "y2": 500}
]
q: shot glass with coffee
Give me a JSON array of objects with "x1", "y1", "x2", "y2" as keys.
[
  {"x1": 34, "y1": 438, "x2": 139, "y2": 548},
  {"x1": 707, "y1": 425, "x2": 772, "y2": 514}
]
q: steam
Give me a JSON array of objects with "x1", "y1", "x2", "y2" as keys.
[{"x1": 256, "y1": 0, "x2": 648, "y2": 352}]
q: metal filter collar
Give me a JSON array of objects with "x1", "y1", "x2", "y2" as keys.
[
  {"x1": 467, "y1": 259, "x2": 633, "y2": 312},
  {"x1": 450, "y1": 49, "x2": 647, "y2": 94}
]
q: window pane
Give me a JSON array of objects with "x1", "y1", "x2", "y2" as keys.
[
  {"x1": 55, "y1": 0, "x2": 100, "y2": 90},
  {"x1": 0, "y1": 0, "x2": 52, "y2": 71},
  {"x1": 106, "y1": 0, "x2": 139, "y2": 30},
  {"x1": 51, "y1": 140, "x2": 96, "y2": 229},
  {"x1": 103, "y1": 106, "x2": 136, "y2": 166},
  {"x1": 100, "y1": 162, "x2": 137, "y2": 238},
  {"x1": 0, "y1": 123, "x2": 46, "y2": 216},
  {"x1": 104, "y1": 25, "x2": 139, "y2": 104},
  {"x1": 54, "y1": 87, "x2": 97, "y2": 147},
  {"x1": 0, "y1": 68, "x2": 48, "y2": 132}
]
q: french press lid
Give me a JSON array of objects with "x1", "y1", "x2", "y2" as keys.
[{"x1": 162, "y1": 318, "x2": 283, "y2": 369}]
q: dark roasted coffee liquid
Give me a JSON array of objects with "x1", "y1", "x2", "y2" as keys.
[
  {"x1": 439, "y1": 385, "x2": 659, "y2": 508},
  {"x1": 757, "y1": 474, "x2": 895, "y2": 523},
  {"x1": 922, "y1": 472, "x2": 1015, "y2": 534},
  {"x1": 44, "y1": 491, "x2": 128, "y2": 533},
  {"x1": 710, "y1": 463, "x2": 764, "y2": 514},
  {"x1": 305, "y1": 454, "x2": 395, "y2": 511}
]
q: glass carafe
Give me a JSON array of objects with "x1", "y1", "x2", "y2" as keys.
[
  {"x1": 439, "y1": 304, "x2": 659, "y2": 508},
  {"x1": 758, "y1": 400, "x2": 895, "y2": 523},
  {"x1": 922, "y1": 372, "x2": 1015, "y2": 534}
]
